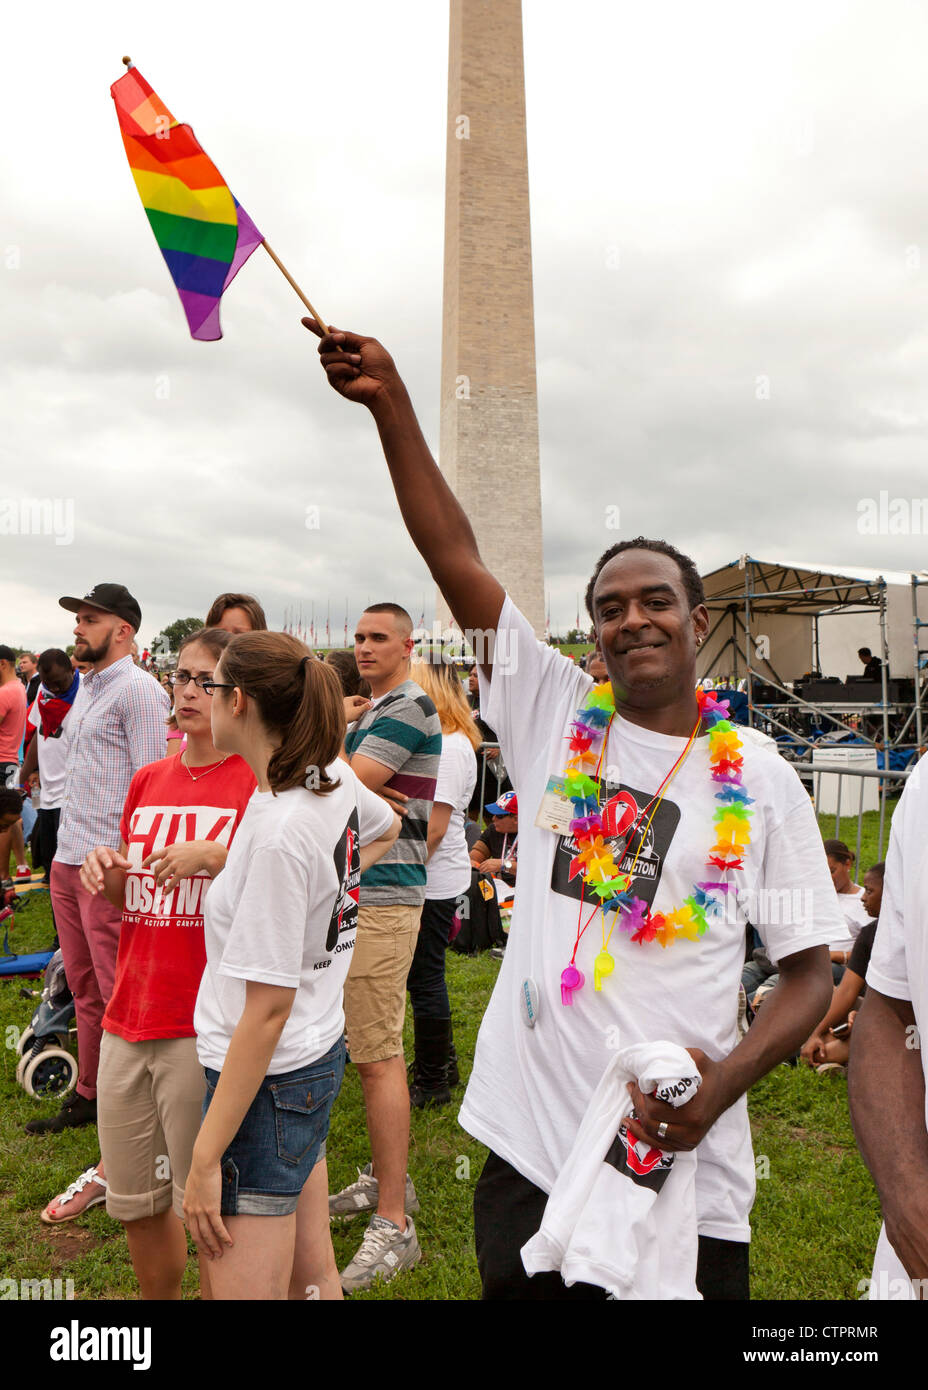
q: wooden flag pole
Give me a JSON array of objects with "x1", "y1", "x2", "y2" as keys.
[{"x1": 261, "y1": 242, "x2": 330, "y2": 335}]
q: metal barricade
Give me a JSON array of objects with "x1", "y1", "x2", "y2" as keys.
[
  {"x1": 476, "y1": 740, "x2": 506, "y2": 820},
  {"x1": 788, "y1": 759, "x2": 912, "y2": 863}
]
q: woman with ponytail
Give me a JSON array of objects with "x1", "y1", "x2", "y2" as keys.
[
  {"x1": 47, "y1": 627, "x2": 256, "y2": 1303},
  {"x1": 183, "y1": 632, "x2": 399, "y2": 1300}
]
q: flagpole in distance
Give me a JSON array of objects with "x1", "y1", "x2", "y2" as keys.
[{"x1": 120, "y1": 56, "x2": 330, "y2": 336}]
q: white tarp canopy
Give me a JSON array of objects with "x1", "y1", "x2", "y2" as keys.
[{"x1": 697, "y1": 556, "x2": 899, "y2": 685}]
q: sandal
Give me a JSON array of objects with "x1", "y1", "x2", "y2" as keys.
[
  {"x1": 815, "y1": 1062, "x2": 848, "y2": 1077},
  {"x1": 40, "y1": 1165, "x2": 107, "y2": 1225}
]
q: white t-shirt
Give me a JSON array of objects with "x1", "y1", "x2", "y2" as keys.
[
  {"x1": 458, "y1": 596, "x2": 843, "y2": 1243},
  {"x1": 194, "y1": 760, "x2": 394, "y2": 1074},
  {"x1": 867, "y1": 753, "x2": 928, "y2": 1114},
  {"x1": 426, "y1": 730, "x2": 478, "y2": 901},
  {"x1": 829, "y1": 886, "x2": 870, "y2": 952},
  {"x1": 864, "y1": 753, "x2": 928, "y2": 1297},
  {"x1": 27, "y1": 696, "x2": 72, "y2": 809}
]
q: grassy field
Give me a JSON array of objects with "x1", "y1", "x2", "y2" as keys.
[{"x1": 1, "y1": 798, "x2": 888, "y2": 1303}]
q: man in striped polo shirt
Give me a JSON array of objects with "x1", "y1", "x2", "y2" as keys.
[{"x1": 333, "y1": 602, "x2": 441, "y2": 1291}]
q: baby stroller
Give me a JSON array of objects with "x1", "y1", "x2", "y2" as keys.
[{"x1": 15, "y1": 950, "x2": 78, "y2": 1098}]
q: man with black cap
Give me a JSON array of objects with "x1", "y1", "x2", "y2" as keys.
[{"x1": 27, "y1": 585, "x2": 170, "y2": 1136}]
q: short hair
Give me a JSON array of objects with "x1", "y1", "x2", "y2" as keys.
[
  {"x1": 38, "y1": 648, "x2": 72, "y2": 678},
  {"x1": 584, "y1": 538, "x2": 705, "y2": 621},
  {"x1": 0, "y1": 645, "x2": 15, "y2": 665},
  {"x1": 360, "y1": 603, "x2": 413, "y2": 635},
  {"x1": 204, "y1": 593, "x2": 268, "y2": 631},
  {"x1": 866, "y1": 860, "x2": 885, "y2": 880},
  {"x1": 858, "y1": 648, "x2": 872, "y2": 659},
  {"x1": 0, "y1": 788, "x2": 21, "y2": 817}
]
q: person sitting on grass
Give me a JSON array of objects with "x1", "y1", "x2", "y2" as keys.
[
  {"x1": 752, "y1": 837, "x2": 872, "y2": 1013},
  {"x1": 824, "y1": 838, "x2": 871, "y2": 979},
  {"x1": 0, "y1": 787, "x2": 23, "y2": 858},
  {"x1": 469, "y1": 792, "x2": 518, "y2": 887},
  {"x1": 800, "y1": 862, "x2": 885, "y2": 1075}
]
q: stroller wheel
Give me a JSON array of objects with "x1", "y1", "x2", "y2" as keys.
[
  {"x1": 21, "y1": 1048, "x2": 78, "y2": 1098},
  {"x1": 15, "y1": 1028, "x2": 35, "y2": 1058}
]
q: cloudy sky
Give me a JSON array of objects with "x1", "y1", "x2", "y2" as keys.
[{"x1": 3, "y1": 0, "x2": 928, "y2": 652}]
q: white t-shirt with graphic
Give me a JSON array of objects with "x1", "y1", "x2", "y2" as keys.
[
  {"x1": 458, "y1": 596, "x2": 843, "y2": 1243},
  {"x1": 194, "y1": 761, "x2": 394, "y2": 1074},
  {"x1": 426, "y1": 730, "x2": 478, "y2": 901}
]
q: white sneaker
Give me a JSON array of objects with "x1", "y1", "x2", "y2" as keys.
[
  {"x1": 340, "y1": 1214, "x2": 421, "y2": 1293},
  {"x1": 328, "y1": 1163, "x2": 419, "y2": 1221}
]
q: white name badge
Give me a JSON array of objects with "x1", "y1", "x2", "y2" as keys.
[{"x1": 534, "y1": 776, "x2": 577, "y2": 835}]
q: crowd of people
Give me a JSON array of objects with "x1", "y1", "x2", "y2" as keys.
[{"x1": 0, "y1": 326, "x2": 925, "y2": 1303}]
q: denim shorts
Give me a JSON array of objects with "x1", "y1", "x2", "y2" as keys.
[{"x1": 202, "y1": 1038, "x2": 346, "y2": 1216}]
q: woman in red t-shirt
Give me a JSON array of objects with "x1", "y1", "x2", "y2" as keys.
[{"x1": 40, "y1": 627, "x2": 256, "y2": 1301}]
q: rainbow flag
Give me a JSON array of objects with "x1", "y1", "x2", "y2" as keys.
[{"x1": 111, "y1": 66, "x2": 263, "y2": 341}]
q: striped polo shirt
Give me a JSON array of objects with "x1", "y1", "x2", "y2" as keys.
[{"x1": 345, "y1": 679, "x2": 441, "y2": 906}]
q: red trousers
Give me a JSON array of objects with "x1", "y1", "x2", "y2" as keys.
[{"x1": 50, "y1": 861, "x2": 121, "y2": 1101}]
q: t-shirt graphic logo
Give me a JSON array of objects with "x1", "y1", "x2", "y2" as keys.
[
  {"x1": 605, "y1": 1122, "x2": 675, "y2": 1192},
  {"x1": 123, "y1": 804, "x2": 237, "y2": 924},
  {"x1": 551, "y1": 777, "x2": 681, "y2": 909},
  {"x1": 326, "y1": 810, "x2": 361, "y2": 952}
]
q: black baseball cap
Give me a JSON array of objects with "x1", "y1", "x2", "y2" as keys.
[{"x1": 59, "y1": 584, "x2": 142, "y2": 632}]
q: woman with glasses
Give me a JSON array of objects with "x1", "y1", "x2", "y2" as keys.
[
  {"x1": 40, "y1": 627, "x2": 257, "y2": 1302},
  {"x1": 181, "y1": 632, "x2": 399, "y2": 1300}
]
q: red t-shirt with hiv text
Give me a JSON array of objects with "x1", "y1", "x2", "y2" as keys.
[{"x1": 102, "y1": 754, "x2": 257, "y2": 1043}]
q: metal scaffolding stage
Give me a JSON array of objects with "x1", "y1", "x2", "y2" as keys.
[{"x1": 697, "y1": 556, "x2": 925, "y2": 762}]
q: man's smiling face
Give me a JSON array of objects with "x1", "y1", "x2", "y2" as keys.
[{"x1": 591, "y1": 549, "x2": 708, "y2": 702}]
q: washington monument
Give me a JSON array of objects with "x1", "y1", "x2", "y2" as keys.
[{"x1": 438, "y1": 0, "x2": 546, "y2": 637}]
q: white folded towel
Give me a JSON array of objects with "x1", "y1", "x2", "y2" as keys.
[{"x1": 521, "y1": 1041, "x2": 703, "y2": 1299}]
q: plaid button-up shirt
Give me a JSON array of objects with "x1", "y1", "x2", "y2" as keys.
[{"x1": 56, "y1": 656, "x2": 171, "y2": 865}]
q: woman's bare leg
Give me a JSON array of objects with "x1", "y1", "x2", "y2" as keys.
[
  {"x1": 288, "y1": 1159, "x2": 343, "y2": 1301},
  {"x1": 124, "y1": 1210, "x2": 188, "y2": 1300},
  {"x1": 204, "y1": 1213, "x2": 296, "y2": 1301}
]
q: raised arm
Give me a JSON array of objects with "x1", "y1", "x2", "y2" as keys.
[{"x1": 305, "y1": 321, "x2": 504, "y2": 668}]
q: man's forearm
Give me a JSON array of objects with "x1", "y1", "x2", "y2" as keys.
[
  {"x1": 720, "y1": 949, "x2": 833, "y2": 1105},
  {"x1": 368, "y1": 383, "x2": 480, "y2": 580},
  {"x1": 848, "y1": 989, "x2": 928, "y2": 1231},
  {"x1": 22, "y1": 738, "x2": 38, "y2": 781}
]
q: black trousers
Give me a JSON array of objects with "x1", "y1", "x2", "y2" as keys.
[
  {"x1": 406, "y1": 896, "x2": 457, "y2": 1018},
  {"x1": 474, "y1": 1150, "x2": 750, "y2": 1300},
  {"x1": 32, "y1": 807, "x2": 60, "y2": 875}
]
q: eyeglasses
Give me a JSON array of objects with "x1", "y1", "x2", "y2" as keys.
[{"x1": 170, "y1": 674, "x2": 234, "y2": 695}]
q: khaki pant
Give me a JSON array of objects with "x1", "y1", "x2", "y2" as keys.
[
  {"x1": 97, "y1": 1031, "x2": 205, "y2": 1221},
  {"x1": 343, "y1": 904, "x2": 421, "y2": 1063}
]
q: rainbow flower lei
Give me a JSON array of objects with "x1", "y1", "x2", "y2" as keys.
[{"x1": 559, "y1": 683, "x2": 754, "y2": 1002}]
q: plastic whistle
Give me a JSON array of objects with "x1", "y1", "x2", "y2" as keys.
[
  {"x1": 593, "y1": 949, "x2": 615, "y2": 992},
  {"x1": 560, "y1": 963, "x2": 584, "y2": 1005}
]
